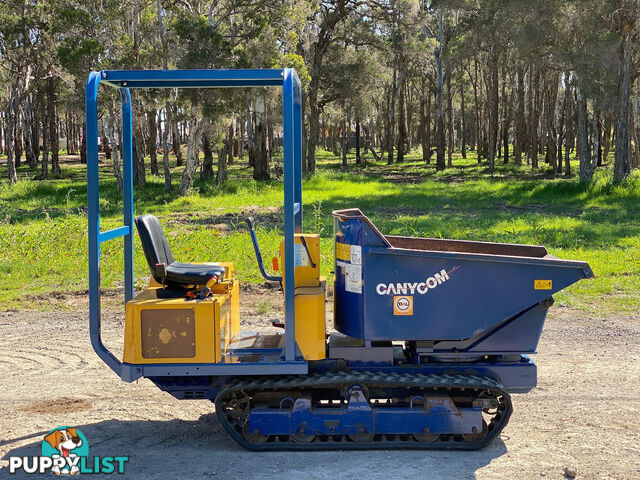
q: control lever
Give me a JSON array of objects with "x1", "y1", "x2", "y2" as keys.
[
  {"x1": 245, "y1": 217, "x2": 283, "y2": 282},
  {"x1": 299, "y1": 236, "x2": 316, "y2": 269}
]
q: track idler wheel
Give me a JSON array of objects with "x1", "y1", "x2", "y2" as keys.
[
  {"x1": 243, "y1": 422, "x2": 268, "y2": 445},
  {"x1": 348, "y1": 426, "x2": 374, "y2": 443},
  {"x1": 461, "y1": 420, "x2": 489, "y2": 442},
  {"x1": 291, "y1": 424, "x2": 315, "y2": 444},
  {"x1": 413, "y1": 429, "x2": 440, "y2": 443}
]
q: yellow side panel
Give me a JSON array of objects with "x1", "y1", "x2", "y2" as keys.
[
  {"x1": 294, "y1": 279, "x2": 327, "y2": 360},
  {"x1": 280, "y1": 234, "x2": 320, "y2": 288},
  {"x1": 123, "y1": 287, "x2": 233, "y2": 364}
]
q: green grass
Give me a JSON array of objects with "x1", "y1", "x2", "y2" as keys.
[{"x1": 0, "y1": 148, "x2": 638, "y2": 316}]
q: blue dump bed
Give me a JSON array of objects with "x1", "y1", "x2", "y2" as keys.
[{"x1": 333, "y1": 209, "x2": 593, "y2": 352}]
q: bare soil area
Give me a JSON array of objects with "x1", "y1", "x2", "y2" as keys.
[{"x1": 1, "y1": 287, "x2": 639, "y2": 479}]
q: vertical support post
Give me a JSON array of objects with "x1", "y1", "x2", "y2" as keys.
[
  {"x1": 293, "y1": 72, "x2": 303, "y2": 233},
  {"x1": 86, "y1": 71, "x2": 122, "y2": 375},
  {"x1": 87, "y1": 72, "x2": 101, "y2": 349},
  {"x1": 120, "y1": 89, "x2": 134, "y2": 302},
  {"x1": 282, "y1": 69, "x2": 297, "y2": 361}
]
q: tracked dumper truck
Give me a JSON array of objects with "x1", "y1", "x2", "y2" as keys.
[{"x1": 86, "y1": 69, "x2": 593, "y2": 450}]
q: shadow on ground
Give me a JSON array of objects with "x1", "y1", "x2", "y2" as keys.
[{"x1": 2, "y1": 415, "x2": 507, "y2": 479}]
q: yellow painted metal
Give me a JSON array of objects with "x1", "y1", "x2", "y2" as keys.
[
  {"x1": 294, "y1": 278, "x2": 327, "y2": 360},
  {"x1": 280, "y1": 234, "x2": 320, "y2": 287},
  {"x1": 124, "y1": 266, "x2": 239, "y2": 364}
]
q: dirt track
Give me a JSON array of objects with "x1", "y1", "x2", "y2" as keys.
[{"x1": 1, "y1": 288, "x2": 639, "y2": 479}]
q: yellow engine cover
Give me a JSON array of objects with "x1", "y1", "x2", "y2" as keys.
[{"x1": 123, "y1": 279, "x2": 239, "y2": 364}]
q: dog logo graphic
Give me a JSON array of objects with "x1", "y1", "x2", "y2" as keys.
[{"x1": 42, "y1": 427, "x2": 89, "y2": 475}]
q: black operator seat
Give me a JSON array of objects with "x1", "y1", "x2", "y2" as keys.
[{"x1": 134, "y1": 214, "x2": 226, "y2": 289}]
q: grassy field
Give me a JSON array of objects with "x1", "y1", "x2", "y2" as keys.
[{"x1": 0, "y1": 148, "x2": 638, "y2": 315}]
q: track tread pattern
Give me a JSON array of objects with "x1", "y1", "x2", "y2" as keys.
[{"x1": 215, "y1": 371, "x2": 512, "y2": 451}]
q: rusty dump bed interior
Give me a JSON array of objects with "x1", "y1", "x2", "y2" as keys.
[{"x1": 385, "y1": 235, "x2": 549, "y2": 259}]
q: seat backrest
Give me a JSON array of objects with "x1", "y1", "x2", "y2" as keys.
[{"x1": 134, "y1": 214, "x2": 175, "y2": 280}]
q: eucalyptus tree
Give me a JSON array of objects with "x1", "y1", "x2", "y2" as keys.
[
  {"x1": 0, "y1": 1, "x2": 47, "y2": 183},
  {"x1": 301, "y1": 0, "x2": 368, "y2": 173}
]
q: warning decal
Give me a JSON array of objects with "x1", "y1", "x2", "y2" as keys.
[
  {"x1": 336, "y1": 242, "x2": 351, "y2": 262},
  {"x1": 534, "y1": 280, "x2": 552, "y2": 290},
  {"x1": 345, "y1": 264, "x2": 362, "y2": 294}
]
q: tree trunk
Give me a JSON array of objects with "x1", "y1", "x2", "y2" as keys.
[
  {"x1": 23, "y1": 97, "x2": 39, "y2": 168},
  {"x1": 420, "y1": 78, "x2": 431, "y2": 164},
  {"x1": 602, "y1": 113, "x2": 613, "y2": 164},
  {"x1": 80, "y1": 121, "x2": 87, "y2": 164},
  {"x1": 171, "y1": 113, "x2": 183, "y2": 166},
  {"x1": 355, "y1": 118, "x2": 361, "y2": 164},
  {"x1": 307, "y1": 85, "x2": 320, "y2": 173},
  {"x1": 387, "y1": 55, "x2": 398, "y2": 165},
  {"x1": 228, "y1": 122, "x2": 235, "y2": 166},
  {"x1": 161, "y1": 108, "x2": 171, "y2": 191},
  {"x1": 342, "y1": 117, "x2": 349, "y2": 168},
  {"x1": 6, "y1": 99, "x2": 18, "y2": 184},
  {"x1": 613, "y1": 33, "x2": 632, "y2": 183},
  {"x1": 545, "y1": 75, "x2": 559, "y2": 173},
  {"x1": 397, "y1": 80, "x2": 406, "y2": 163},
  {"x1": 178, "y1": 116, "x2": 204, "y2": 195},
  {"x1": 148, "y1": 109, "x2": 158, "y2": 175},
  {"x1": 14, "y1": 120, "x2": 23, "y2": 169},
  {"x1": 200, "y1": 132, "x2": 214, "y2": 180},
  {"x1": 471, "y1": 59, "x2": 481, "y2": 162},
  {"x1": 632, "y1": 93, "x2": 640, "y2": 169},
  {"x1": 557, "y1": 72, "x2": 568, "y2": 173},
  {"x1": 446, "y1": 70, "x2": 454, "y2": 167},
  {"x1": 48, "y1": 79, "x2": 61, "y2": 176},
  {"x1": 109, "y1": 112, "x2": 123, "y2": 192},
  {"x1": 239, "y1": 117, "x2": 245, "y2": 159},
  {"x1": 595, "y1": 109, "x2": 603, "y2": 167},
  {"x1": 41, "y1": 106, "x2": 49, "y2": 179},
  {"x1": 487, "y1": 51, "x2": 499, "y2": 173},
  {"x1": 217, "y1": 139, "x2": 228, "y2": 185},
  {"x1": 435, "y1": 8, "x2": 446, "y2": 171},
  {"x1": 528, "y1": 64, "x2": 539, "y2": 169},
  {"x1": 563, "y1": 74, "x2": 573, "y2": 177},
  {"x1": 252, "y1": 96, "x2": 270, "y2": 180},
  {"x1": 460, "y1": 77, "x2": 467, "y2": 159},
  {"x1": 576, "y1": 81, "x2": 594, "y2": 181},
  {"x1": 247, "y1": 101, "x2": 255, "y2": 167},
  {"x1": 132, "y1": 122, "x2": 146, "y2": 187},
  {"x1": 501, "y1": 64, "x2": 510, "y2": 165}
]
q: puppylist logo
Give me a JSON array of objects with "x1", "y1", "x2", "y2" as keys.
[{"x1": 9, "y1": 426, "x2": 129, "y2": 475}]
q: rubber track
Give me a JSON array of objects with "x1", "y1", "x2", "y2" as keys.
[{"x1": 214, "y1": 371, "x2": 512, "y2": 451}]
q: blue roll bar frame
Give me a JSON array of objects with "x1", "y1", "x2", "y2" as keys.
[{"x1": 86, "y1": 69, "x2": 306, "y2": 381}]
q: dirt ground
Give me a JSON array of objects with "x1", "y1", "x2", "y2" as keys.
[{"x1": 0, "y1": 286, "x2": 638, "y2": 479}]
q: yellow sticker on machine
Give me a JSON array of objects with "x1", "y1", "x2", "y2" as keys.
[
  {"x1": 336, "y1": 242, "x2": 351, "y2": 261},
  {"x1": 534, "y1": 280, "x2": 552, "y2": 290}
]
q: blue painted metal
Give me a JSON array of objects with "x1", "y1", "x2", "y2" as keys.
[
  {"x1": 151, "y1": 357, "x2": 537, "y2": 398},
  {"x1": 282, "y1": 68, "x2": 303, "y2": 362},
  {"x1": 120, "y1": 88, "x2": 135, "y2": 303},
  {"x1": 333, "y1": 210, "x2": 593, "y2": 342},
  {"x1": 86, "y1": 69, "x2": 305, "y2": 380},
  {"x1": 248, "y1": 388, "x2": 483, "y2": 437},
  {"x1": 98, "y1": 226, "x2": 130, "y2": 243},
  {"x1": 99, "y1": 69, "x2": 285, "y2": 88},
  {"x1": 311, "y1": 358, "x2": 538, "y2": 394}
]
